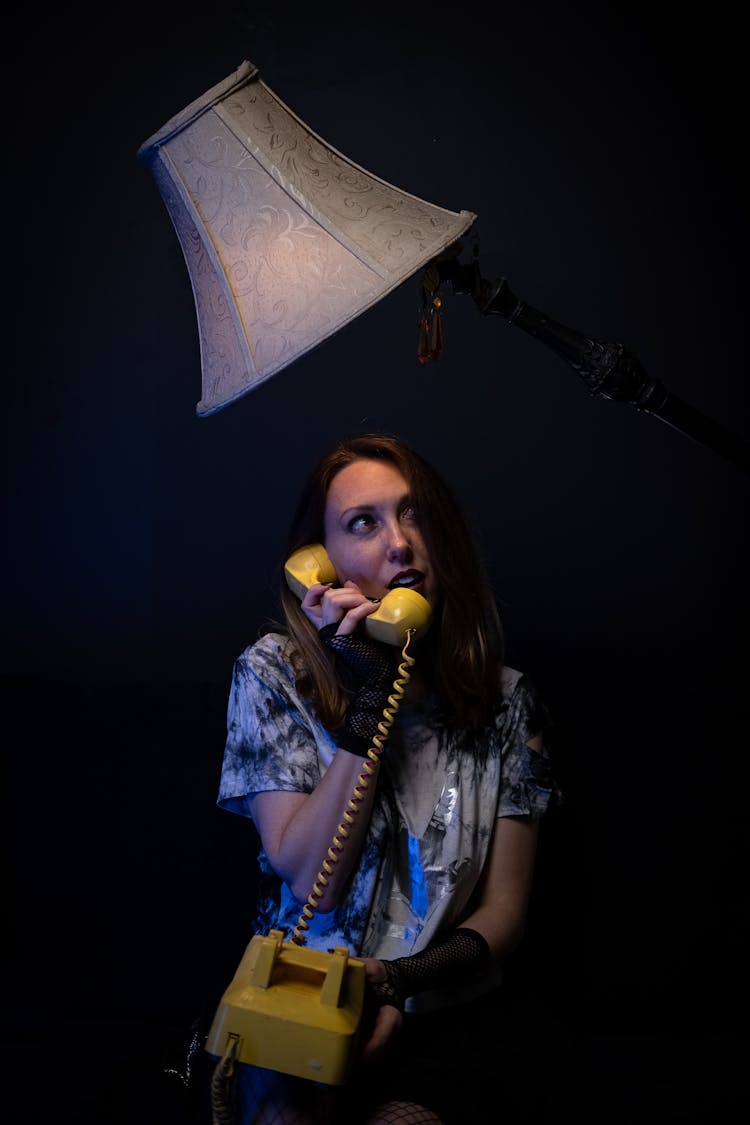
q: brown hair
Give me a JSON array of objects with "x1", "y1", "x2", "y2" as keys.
[{"x1": 277, "y1": 433, "x2": 504, "y2": 730}]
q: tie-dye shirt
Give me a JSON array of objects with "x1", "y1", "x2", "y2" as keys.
[{"x1": 217, "y1": 632, "x2": 561, "y2": 1010}]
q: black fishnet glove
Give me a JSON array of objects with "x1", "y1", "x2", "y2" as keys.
[
  {"x1": 368, "y1": 928, "x2": 492, "y2": 1013},
  {"x1": 320, "y1": 624, "x2": 398, "y2": 756}
]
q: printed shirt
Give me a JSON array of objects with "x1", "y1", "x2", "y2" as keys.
[{"x1": 217, "y1": 632, "x2": 562, "y2": 1010}]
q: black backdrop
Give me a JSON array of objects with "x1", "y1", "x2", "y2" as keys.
[{"x1": 4, "y1": 4, "x2": 748, "y2": 1121}]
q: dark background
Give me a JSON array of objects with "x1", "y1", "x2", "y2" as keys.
[{"x1": 3, "y1": 3, "x2": 748, "y2": 1121}]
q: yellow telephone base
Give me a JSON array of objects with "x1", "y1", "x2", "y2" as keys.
[{"x1": 204, "y1": 930, "x2": 366, "y2": 1086}]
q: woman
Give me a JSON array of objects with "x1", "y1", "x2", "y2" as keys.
[{"x1": 213, "y1": 433, "x2": 562, "y2": 1124}]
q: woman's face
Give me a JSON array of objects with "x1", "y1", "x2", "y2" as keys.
[{"x1": 323, "y1": 458, "x2": 438, "y2": 607}]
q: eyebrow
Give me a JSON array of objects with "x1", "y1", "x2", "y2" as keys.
[{"x1": 338, "y1": 493, "x2": 413, "y2": 519}]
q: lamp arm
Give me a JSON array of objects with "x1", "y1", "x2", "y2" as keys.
[
  {"x1": 480, "y1": 278, "x2": 665, "y2": 405},
  {"x1": 432, "y1": 255, "x2": 749, "y2": 474}
]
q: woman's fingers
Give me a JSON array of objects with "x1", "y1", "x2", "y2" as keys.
[
  {"x1": 359, "y1": 1003, "x2": 402, "y2": 1063},
  {"x1": 302, "y1": 580, "x2": 379, "y2": 634}
]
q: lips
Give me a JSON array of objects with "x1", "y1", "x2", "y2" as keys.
[{"x1": 388, "y1": 569, "x2": 425, "y2": 590}]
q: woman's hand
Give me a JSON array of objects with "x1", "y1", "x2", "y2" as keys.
[
  {"x1": 301, "y1": 579, "x2": 380, "y2": 636},
  {"x1": 358, "y1": 957, "x2": 403, "y2": 1063}
]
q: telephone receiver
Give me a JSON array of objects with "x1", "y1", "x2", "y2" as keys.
[{"x1": 284, "y1": 543, "x2": 432, "y2": 647}]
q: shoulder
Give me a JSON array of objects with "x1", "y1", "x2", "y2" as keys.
[
  {"x1": 233, "y1": 632, "x2": 298, "y2": 695},
  {"x1": 500, "y1": 665, "x2": 524, "y2": 698},
  {"x1": 497, "y1": 665, "x2": 550, "y2": 737},
  {"x1": 238, "y1": 630, "x2": 292, "y2": 666},
  {"x1": 501, "y1": 665, "x2": 544, "y2": 704}
]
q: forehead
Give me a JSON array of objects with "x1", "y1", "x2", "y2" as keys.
[{"x1": 326, "y1": 459, "x2": 409, "y2": 511}]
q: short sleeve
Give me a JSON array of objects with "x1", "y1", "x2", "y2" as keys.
[
  {"x1": 216, "y1": 635, "x2": 334, "y2": 819},
  {"x1": 496, "y1": 670, "x2": 563, "y2": 819}
]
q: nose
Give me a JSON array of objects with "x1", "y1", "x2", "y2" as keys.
[{"x1": 385, "y1": 520, "x2": 412, "y2": 562}]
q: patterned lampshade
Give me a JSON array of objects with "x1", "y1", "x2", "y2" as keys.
[{"x1": 138, "y1": 60, "x2": 477, "y2": 416}]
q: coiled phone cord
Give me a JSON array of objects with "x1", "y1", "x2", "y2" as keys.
[
  {"x1": 207, "y1": 629, "x2": 417, "y2": 1121},
  {"x1": 290, "y1": 628, "x2": 417, "y2": 946},
  {"x1": 210, "y1": 1035, "x2": 239, "y2": 1125}
]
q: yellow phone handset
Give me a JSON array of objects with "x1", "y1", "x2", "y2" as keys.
[{"x1": 284, "y1": 543, "x2": 432, "y2": 646}]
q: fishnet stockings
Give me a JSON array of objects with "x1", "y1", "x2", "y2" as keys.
[
  {"x1": 243, "y1": 1101, "x2": 443, "y2": 1124},
  {"x1": 218, "y1": 1064, "x2": 445, "y2": 1123},
  {"x1": 366, "y1": 1102, "x2": 443, "y2": 1124}
]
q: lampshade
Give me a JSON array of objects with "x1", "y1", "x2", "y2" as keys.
[{"x1": 138, "y1": 60, "x2": 477, "y2": 416}]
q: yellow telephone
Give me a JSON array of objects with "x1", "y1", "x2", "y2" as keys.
[
  {"x1": 205, "y1": 928, "x2": 367, "y2": 1086},
  {"x1": 205, "y1": 544, "x2": 430, "y2": 1094},
  {"x1": 284, "y1": 543, "x2": 432, "y2": 645}
]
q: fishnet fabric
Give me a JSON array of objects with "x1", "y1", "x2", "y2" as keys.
[
  {"x1": 224, "y1": 1067, "x2": 443, "y2": 1123},
  {"x1": 320, "y1": 626, "x2": 397, "y2": 755},
  {"x1": 367, "y1": 1104, "x2": 443, "y2": 1123},
  {"x1": 369, "y1": 928, "x2": 491, "y2": 1013}
]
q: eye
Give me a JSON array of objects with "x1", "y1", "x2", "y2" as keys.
[
  {"x1": 347, "y1": 512, "x2": 376, "y2": 534},
  {"x1": 400, "y1": 502, "x2": 418, "y2": 523}
]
